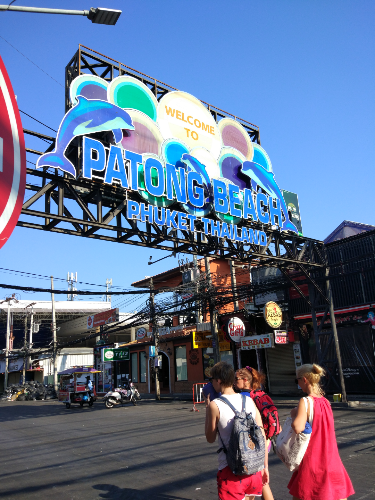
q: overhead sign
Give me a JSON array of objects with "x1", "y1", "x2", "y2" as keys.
[
  {"x1": 87, "y1": 308, "x2": 119, "y2": 329},
  {"x1": 101, "y1": 347, "x2": 129, "y2": 362},
  {"x1": 227, "y1": 317, "x2": 246, "y2": 342},
  {"x1": 274, "y1": 330, "x2": 289, "y2": 345},
  {"x1": 241, "y1": 334, "x2": 273, "y2": 350},
  {"x1": 136, "y1": 327, "x2": 147, "y2": 339},
  {"x1": 263, "y1": 302, "x2": 283, "y2": 328},
  {"x1": 0, "y1": 56, "x2": 26, "y2": 249},
  {"x1": 35, "y1": 74, "x2": 300, "y2": 250}
]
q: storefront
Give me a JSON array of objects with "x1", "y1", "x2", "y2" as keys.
[
  {"x1": 117, "y1": 325, "x2": 236, "y2": 396},
  {"x1": 294, "y1": 305, "x2": 375, "y2": 394}
]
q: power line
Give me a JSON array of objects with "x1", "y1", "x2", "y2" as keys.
[
  {"x1": 19, "y1": 109, "x2": 57, "y2": 133},
  {"x1": 0, "y1": 267, "x2": 125, "y2": 289},
  {"x1": 0, "y1": 34, "x2": 64, "y2": 88},
  {"x1": 0, "y1": 282, "x2": 153, "y2": 295}
]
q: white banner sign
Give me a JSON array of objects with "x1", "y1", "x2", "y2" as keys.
[{"x1": 241, "y1": 334, "x2": 273, "y2": 350}]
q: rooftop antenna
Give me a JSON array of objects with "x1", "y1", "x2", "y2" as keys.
[
  {"x1": 67, "y1": 272, "x2": 77, "y2": 300},
  {"x1": 106, "y1": 278, "x2": 112, "y2": 304}
]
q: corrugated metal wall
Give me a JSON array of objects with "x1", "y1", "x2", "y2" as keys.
[
  {"x1": 40, "y1": 353, "x2": 94, "y2": 382},
  {"x1": 266, "y1": 343, "x2": 299, "y2": 395},
  {"x1": 290, "y1": 230, "x2": 375, "y2": 316}
]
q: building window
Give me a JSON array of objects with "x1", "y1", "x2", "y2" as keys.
[
  {"x1": 131, "y1": 352, "x2": 138, "y2": 383},
  {"x1": 140, "y1": 352, "x2": 147, "y2": 383},
  {"x1": 175, "y1": 345, "x2": 187, "y2": 381}
]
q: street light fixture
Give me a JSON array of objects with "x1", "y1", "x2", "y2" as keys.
[{"x1": 0, "y1": 5, "x2": 122, "y2": 25}]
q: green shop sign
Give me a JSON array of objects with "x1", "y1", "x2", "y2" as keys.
[{"x1": 101, "y1": 347, "x2": 129, "y2": 362}]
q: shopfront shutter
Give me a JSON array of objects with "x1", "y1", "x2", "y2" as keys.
[{"x1": 266, "y1": 343, "x2": 300, "y2": 395}]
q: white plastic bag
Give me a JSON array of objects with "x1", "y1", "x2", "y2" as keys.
[{"x1": 274, "y1": 396, "x2": 314, "y2": 471}]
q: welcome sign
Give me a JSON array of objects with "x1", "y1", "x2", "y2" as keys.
[{"x1": 36, "y1": 74, "x2": 300, "y2": 245}]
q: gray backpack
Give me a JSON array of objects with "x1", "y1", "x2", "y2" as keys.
[{"x1": 217, "y1": 394, "x2": 265, "y2": 476}]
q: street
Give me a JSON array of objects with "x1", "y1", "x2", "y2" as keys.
[{"x1": 0, "y1": 399, "x2": 374, "y2": 500}]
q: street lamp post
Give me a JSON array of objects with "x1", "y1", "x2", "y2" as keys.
[{"x1": 0, "y1": 5, "x2": 122, "y2": 25}]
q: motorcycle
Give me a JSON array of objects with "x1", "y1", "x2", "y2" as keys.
[{"x1": 103, "y1": 379, "x2": 140, "y2": 409}]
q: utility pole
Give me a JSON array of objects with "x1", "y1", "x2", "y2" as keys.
[
  {"x1": 106, "y1": 278, "x2": 112, "y2": 304},
  {"x1": 51, "y1": 276, "x2": 58, "y2": 391},
  {"x1": 229, "y1": 260, "x2": 242, "y2": 370},
  {"x1": 205, "y1": 256, "x2": 220, "y2": 364},
  {"x1": 22, "y1": 315, "x2": 27, "y2": 385},
  {"x1": 5, "y1": 299, "x2": 11, "y2": 389},
  {"x1": 2, "y1": 295, "x2": 18, "y2": 390},
  {"x1": 193, "y1": 254, "x2": 200, "y2": 323},
  {"x1": 28, "y1": 306, "x2": 34, "y2": 370},
  {"x1": 326, "y1": 268, "x2": 347, "y2": 403},
  {"x1": 229, "y1": 260, "x2": 239, "y2": 312},
  {"x1": 150, "y1": 278, "x2": 160, "y2": 400}
]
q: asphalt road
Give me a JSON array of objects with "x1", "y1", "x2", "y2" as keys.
[{"x1": 0, "y1": 399, "x2": 374, "y2": 500}]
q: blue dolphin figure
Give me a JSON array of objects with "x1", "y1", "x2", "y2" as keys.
[
  {"x1": 241, "y1": 161, "x2": 298, "y2": 233},
  {"x1": 36, "y1": 96, "x2": 134, "y2": 177},
  {"x1": 180, "y1": 154, "x2": 211, "y2": 196}
]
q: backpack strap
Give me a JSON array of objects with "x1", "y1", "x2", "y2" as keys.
[
  {"x1": 216, "y1": 395, "x2": 242, "y2": 455},
  {"x1": 241, "y1": 393, "x2": 247, "y2": 413},
  {"x1": 216, "y1": 396, "x2": 240, "y2": 415}
]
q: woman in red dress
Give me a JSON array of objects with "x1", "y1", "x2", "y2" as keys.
[{"x1": 288, "y1": 364, "x2": 355, "y2": 500}]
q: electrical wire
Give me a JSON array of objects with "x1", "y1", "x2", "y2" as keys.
[
  {"x1": 0, "y1": 267, "x2": 126, "y2": 289},
  {"x1": 0, "y1": 34, "x2": 64, "y2": 88},
  {"x1": 19, "y1": 109, "x2": 57, "y2": 133}
]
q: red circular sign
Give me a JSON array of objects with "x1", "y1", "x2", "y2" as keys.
[{"x1": 0, "y1": 56, "x2": 26, "y2": 250}]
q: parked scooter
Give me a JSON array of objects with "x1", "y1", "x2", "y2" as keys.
[{"x1": 103, "y1": 379, "x2": 140, "y2": 408}]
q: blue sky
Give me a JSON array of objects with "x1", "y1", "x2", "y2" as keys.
[{"x1": 0, "y1": 0, "x2": 374, "y2": 306}]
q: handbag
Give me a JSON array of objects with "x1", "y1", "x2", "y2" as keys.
[{"x1": 274, "y1": 396, "x2": 314, "y2": 471}]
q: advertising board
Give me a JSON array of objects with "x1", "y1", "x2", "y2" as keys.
[
  {"x1": 101, "y1": 347, "x2": 129, "y2": 362},
  {"x1": 193, "y1": 331, "x2": 231, "y2": 351},
  {"x1": 274, "y1": 330, "x2": 289, "y2": 344},
  {"x1": 263, "y1": 302, "x2": 283, "y2": 328},
  {"x1": 241, "y1": 334, "x2": 273, "y2": 350},
  {"x1": 227, "y1": 317, "x2": 246, "y2": 342},
  {"x1": 281, "y1": 190, "x2": 303, "y2": 234},
  {"x1": 136, "y1": 327, "x2": 147, "y2": 339},
  {"x1": 87, "y1": 308, "x2": 119, "y2": 329},
  {"x1": 34, "y1": 74, "x2": 301, "y2": 249}
]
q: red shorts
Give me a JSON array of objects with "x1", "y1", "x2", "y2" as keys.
[{"x1": 217, "y1": 466, "x2": 263, "y2": 500}]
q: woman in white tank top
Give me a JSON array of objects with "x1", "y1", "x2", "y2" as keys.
[
  {"x1": 214, "y1": 394, "x2": 258, "y2": 470},
  {"x1": 205, "y1": 362, "x2": 269, "y2": 500}
]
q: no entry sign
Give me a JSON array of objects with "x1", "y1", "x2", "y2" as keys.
[{"x1": 0, "y1": 56, "x2": 26, "y2": 250}]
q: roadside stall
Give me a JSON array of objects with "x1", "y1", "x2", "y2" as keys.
[{"x1": 58, "y1": 366, "x2": 99, "y2": 409}]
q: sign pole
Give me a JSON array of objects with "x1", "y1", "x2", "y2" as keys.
[{"x1": 51, "y1": 277, "x2": 58, "y2": 392}]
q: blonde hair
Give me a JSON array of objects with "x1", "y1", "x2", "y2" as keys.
[{"x1": 297, "y1": 364, "x2": 325, "y2": 395}]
